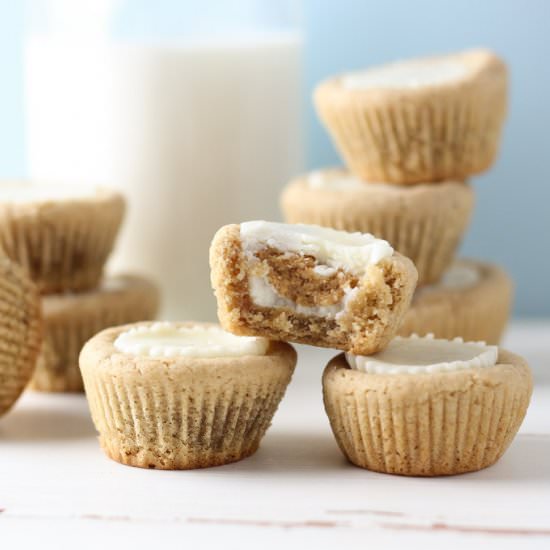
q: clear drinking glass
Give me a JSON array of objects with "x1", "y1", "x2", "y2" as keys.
[{"x1": 25, "y1": 0, "x2": 304, "y2": 320}]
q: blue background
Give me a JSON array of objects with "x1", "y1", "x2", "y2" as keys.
[{"x1": 1, "y1": 0, "x2": 549, "y2": 316}]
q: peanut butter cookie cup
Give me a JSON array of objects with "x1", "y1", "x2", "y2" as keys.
[
  {"x1": 0, "y1": 183, "x2": 124, "y2": 293},
  {"x1": 314, "y1": 49, "x2": 507, "y2": 184},
  {"x1": 399, "y1": 260, "x2": 512, "y2": 344},
  {"x1": 31, "y1": 274, "x2": 159, "y2": 392},
  {"x1": 323, "y1": 335, "x2": 532, "y2": 476},
  {"x1": 0, "y1": 256, "x2": 42, "y2": 416},
  {"x1": 281, "y1": 169, "x2": 473, "y2": 284},
  {"x1": 210, "y1": 222, "x2": 417, "y2": 355},
  {"x1": 80, "y1": 322, "x2": 296, "y2": 469}
]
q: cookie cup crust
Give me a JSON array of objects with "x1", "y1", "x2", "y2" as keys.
[
  {"x1": 210, "y1": 224, "x2": 417, "y2": 355},
  {"x1": 79, "y1": 322, "x2": 296, "y2": 470},
  {"x1": 399, "y1": 260, "x2": 512, "y2": 344},
  {"x1": 323, "y1": 350, "x2": 532, "y2": 476},
  {"x1": 314, "y1": 49, "x2": 507, "y2": 184},
  {"x1": 31, "y1": 274, "x2": 160, "y2": 393},
  {"x1": 0, "y1": 256, "x2": 42, "y2": 416},
  {"x1": 0, "y1": 186, "x2": 125, "y2": 293},
  {"x1": 281, "y1": 172, "x2": 473, "y2": 285}
]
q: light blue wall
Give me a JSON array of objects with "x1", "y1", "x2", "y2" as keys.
[{"x1": 1, "y1": 0, "x2": 549, "y2": 315}]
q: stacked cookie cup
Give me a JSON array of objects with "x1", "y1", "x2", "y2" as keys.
[
  {"x1": 0, "y1": 183, "x2": 159, "y2": 395},
  {"x1": 209, "y1": 221, "x2": 531, "y2": 476},
  {"x1": 79, "y1": 219, "x2": 531, "y2": 476},
  {"x1": 282, "y1": 48, "x2": 512, "y2": 345}
]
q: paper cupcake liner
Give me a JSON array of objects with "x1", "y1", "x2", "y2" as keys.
[
  {"x1": 398, "y1": 260, "x2": 513, "y2": 344},
  {"x1": 314, "y1": 51, "x2": 507, "y2": 183},
  {"x1": 281, "y1": 175, "x2": 473, "y2": 285},
  {"x1": 30, "y1": 275, "x2": 159, "y2": 393},
  {"x1": 0, "y1": 257, "x2": 42, "y2": 416},
  {"x1": 80, "y1": 334, "x2": 295, "y2": 469},
  {"x1": 0, "y1": 190, "x2": 124, "y2": 293},
  {"x1": 323, "y1": 351, "x2": 532, "y2": 476}
]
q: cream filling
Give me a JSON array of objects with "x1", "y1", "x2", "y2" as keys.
[
  {"x1": 240, "y1": 221, "x2": 393, "y2": 277},
  {"x1": 313, "y1": 265, "x2": 338, "y2": 277},
  {"x1": 114, "y1": 322, "x2": 269, "y2": 358},
  {"x1": 0, "y1": 182, "x2": 101, "y2": 203},
  {"x1": 439, "y1": 263, "x2": 480, "y2": 289},
  {"x1": 308, "y1": 171, "x2": 367, "y2": 190},
  {"x1": 346, "y1": 334, "x2": 498, "y2": 374},
  {"x1": 99, "y1": 276, "x2": 129, "y2": 293},
  {"x1": 342, "y1": 58, "x2": 467, "y2": 90},
  {"x1": 248, "y1": 275, "x2": 357, "y2": 318},
  {"x1": 55, "y1": 276, "x2": 128, "y2": 298},
  {"x1": 417, "y1": 263, "x2": 480, "y2": 298},
  {"x1": 307, "y1": 170, "x2": 412, "y2": 193}
]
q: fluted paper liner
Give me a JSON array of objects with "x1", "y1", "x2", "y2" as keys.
[
  {"x1": 31, "y1": 274, "x2": 160, "y2": 393},
  {"x1": 314, "y1": 49, "x2": 507, "y2": 184},
  {"x1": 80, "y1": 324, "x2": 296, "y2": 469},
  {"x1": 323, "y1": 351, "x2": 532, "y2": 476},
  {"x1": 0, "y1": 257, "x2": 42, "y2": 416},
  {"x1": 0, "y1": 188, "x2": 125, "y2": 293},
  {"x1": 281, "y1": 173, "x2": 473, "y2": 285},
  {"x1": 399, "y1": 260, "x2": 512, "y2": 344}
]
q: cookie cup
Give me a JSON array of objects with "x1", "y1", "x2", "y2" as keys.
[
  {"x1": 399, "y1": 260, "x2": 512, "y2": 344},
  {"x1": 281, "y1": 170, "x2": 473, "y2": 284},
  {"x1": 31, "y1": 274, "x2": 160, "y2": 393},
  {"x1": 0, "y1": 256, "x2": 42, "y2": 416},
  {"x1": 210, "y1": 223, "x2": 417, "y2": 356},
  {"x1": 314, "y1": 49, "x2": 507, "y2": 183},
  {"x1": 0, "y1": 184, "x2": 125, "y2": 293},
  {"x1": 80, "y1": 322, "x2": 296, "y2": 469},
  {"x1": 323, "y1": 351, "x2": 532, "y2": 476}
]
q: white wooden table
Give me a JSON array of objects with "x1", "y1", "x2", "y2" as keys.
[{"x1": 1, "y1": 320, "x2": 549, "y2": 549}]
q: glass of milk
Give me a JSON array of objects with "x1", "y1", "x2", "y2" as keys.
[{"x1": 25, "y1": 0, "x2": 304, "y2": 320}]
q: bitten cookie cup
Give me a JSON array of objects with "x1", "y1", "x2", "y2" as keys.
[
  {"x1": 210, "y1": 222, "x2": 417, "y2": 355},
  {"x1": 281, "y1": 169, "x2": 473, "y2": 285},
  {"x1": 31, "y1": 274, "x2": 160, "y2": 393},
  {"x1": 314, "y1": 49, "x2": 507, "y2": 184},
  {"x1": 79, "y1": 322, "x2": 296, "y2": 470},
  {"x1": 0, "y1": 183, "x2": 125, "y2": 293},
  {"x1": 399, "y1": 260, "x2": 513, "y2": 344},
  {"x1": 323, "y1": 337, "x2": 532, "y2": 476},
  {"x1": 0, "y1": 256, "x2": 42, "y2": 416}
]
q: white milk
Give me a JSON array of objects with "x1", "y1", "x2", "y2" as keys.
[{"x1": 25, "y1": 34, "x2": 303, "y2": 320}]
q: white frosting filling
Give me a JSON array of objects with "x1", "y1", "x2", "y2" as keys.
[
  {"x1": 308, "y1": 171, "x2": 366, "y2": 191},
  {"x1": 0, "y1": 183, "x2": 100, "y2": 203},
  {"x1": 240, "y1": 221, "x2": 393, "y2": 277},
  {"x1": 417, "y1": 264, "x2": 480, "y2": 298},
  {"x1": 439, "y1": 263, "x2": 480, "y2": 289},
  {"x1": 342, "y1": 58, "x2": 467, "y2": 90},
  {"x1": 114, "y1": 322, "x2": 268, "y2": 358},
  {"x1": 313, "y1": 265, "x2": 338, "y2": 277},
  {"x1": 346, "y1": 334, "x2": 498, "y2": 374},
  {"x1": 307, "y1": 170, "x2": 407, "y2": 192},
  {"x1": 248, "y1": 275, "x2": 357, "y2": 318},
  {"x1": 99, "y1": 277, "x2": 129, "y2": 293}
]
